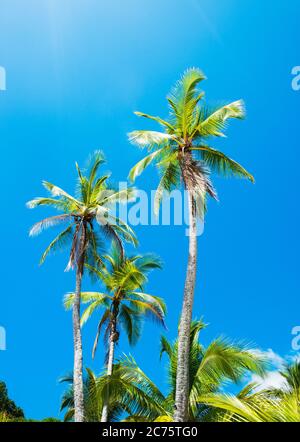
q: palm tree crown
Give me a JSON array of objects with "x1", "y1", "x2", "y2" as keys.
[
  {"x1": 129, "y1": 67, "x2": 254, "y2": 215},
  {"x1": 27, "y1": 150, "x2": 137, "y2": 268},
  {"x1": 65, "y1": 243, "x2": 166, "y2": 359}
]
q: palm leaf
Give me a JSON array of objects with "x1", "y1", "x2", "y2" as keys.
[
  {"x1": 29, "y1": 214, "x2": 71, "y2": 237},
  {"x1": 154, "y1": 155, "x2": 181, "y2": 215},
  {"x1": 40, "y1": 225, "x2": 74, "y2": 265},
  {"x1": 197, "y1": 100, "x2": 245, "y2": 138},
  {"x1": 134, "y1": 111, "x2": 174, "y2": 132},
  {"x1": 168, "y1": 67, "x2": 206, "y2": 136},
  {"x1": 26, "y1": 197, "x2": 72, "y2": 211},
  {"x1": 128, "y1": 148, "x2": 165, "y2": 182},
  {"x1": 42, "y1": 181, "x2": 82, "y2": 209},
  {"x1": 128, "y1": 131, "x2": 175, "y2": 150},
  {"x1": 119, "y1": 304, "x2": 142, "y2": 346},
  {"x1": 192, "y1": 145, "x2": 254, "y2": 182}
]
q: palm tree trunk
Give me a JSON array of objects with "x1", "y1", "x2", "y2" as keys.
[
  {"x1": 101, "y1": 335, "x2": 115, "y2": 422},
  {"x1": 174, "y1": 189, "x2": 197, "y2": 422},
  {"x1": 72, "y1": 226, "x2": 86, "y2": 423},
  {"x1": 73, "y1": 267, "x2": 85, "y2": 422},
  {"x1": 101, "y1": 303, "x2": 118, "y2": 422}
]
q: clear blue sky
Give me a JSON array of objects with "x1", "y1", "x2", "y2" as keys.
[{"x1": 0, "y1": 0, "x2": 299, "y2": 419}]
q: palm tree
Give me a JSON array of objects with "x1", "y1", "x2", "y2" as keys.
[
  {"x1": 64, "y1": 243, "x2": 166, "y2": 422},
  {"x1": 27, "y1": 151, "x2": 136, "y2": 422},
  {"x1": 201, "y1": 360, "x2": 300, "y2": 422},
  {"x1": 60, "y1": 368, "x2": 127, "y2": 422},
  {"x1": 281, "y1": 360, "x2": 300, "y2": 393},
  {"x1": 128, "y1": 68, "x2": 254, "y2": 421},
  {"x1": 93, "y1": 321, "x2": 265, "y2": 422}
]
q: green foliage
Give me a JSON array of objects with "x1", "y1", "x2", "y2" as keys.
[
  {"x1": 60, "y1": 368, "x2": 125, "y2": 422},
  {"x1": 27, "y1": 151, "x2": 137, "y2": 270},
  {"x1": 64, "y1": 243, "x2": 165, "y2": 358},
  {"x1": 71, "y1": 321, "x2": 266, "y2": 422},
  {"x1": 41, "y1": 417, "x2": 61, "y2": 422},
  {"x1": 200, "y1": 360, "x2": 300, "y2": 422},
  {"x1": 128, "y1": 68, "x2": 254, "y2": 218},
  {"x1": 0, "y1": 381, "x2": 24, "y2": 420}
]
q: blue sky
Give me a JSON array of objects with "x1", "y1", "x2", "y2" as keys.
[{"x1": 0, "y1": 0, "x2": 299, "y2": 419}]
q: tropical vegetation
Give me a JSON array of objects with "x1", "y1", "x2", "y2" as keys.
[
  {"x1": 1, "y1": 67, "x2": 292, "y2": 424},
  {"x1": 128, "y1": 68, "x2": 254, "y2": 421},
  {"x1": 64, "y1": 243, "x2": 166, "y2": 421},
  {"x1": 0, "y1": 381, "x2": 24, "y2": 422},
  {"x1": 27, "y1": 151, "x2": 136, "y2": 422},
  {"x1": 59, "y1": 322, "x2": 300, "y2": 422}
]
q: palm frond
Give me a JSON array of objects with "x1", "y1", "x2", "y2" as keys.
[
  {"x1": 64, "y1": 291, "x2": 109, "y2": 310},
  {"x1": 42, "y1": 181, "x2": 82, "y2": 209},
  {"x1": 128, "y1": 148, "x2": 165, "y2": 183},
  {"x1": 39, "y1": 225, "x2": 74, "y2": 265},
  {"x1": 192, "y1": 145, "x2": 255, "y2": 182},
  {"x1": 154, "y1": 153, "x2": 181, "y2": 215},
  {"x1": 26, "y1": 197, "x2": 72, "y2": 211},
  {"x1": 130, "y1": 292, "x2": 167, "y2": 317},
  {"x1": 168, "y1": 67, "x2": 206, "y2": 136},
  {"x1": 197, "y1": 100, "x2": 245, "y2": 138},
  {"x1": 92, "y1": 309, "x2": 111, "y2": 359},
  {"x1": 119, "y1": 304, "x2": 142, "y2": 346},
  {"x1": 127, "y1": 299, "x2": 165, "y2": 327},
  {"x1": 160, "y1": 336, "x2": 173, "y2": 360},
  {"x1": 87, "y1": 150, "x2": 106, "y2": 187},
  {"x1": 193, "y1": 338, "x2": 266, "y2": 393},
  {"x1": 134, "y1": 111, "x2": 174, "y2": 132},
  {"x1": 135, "y1": 254, "x2": 163, "y2": 272},
  {"x1": 128, "y1": 131, "x2": 175, "y2": 150},
  {"x1": 100, "y1": 187, "x2": 136, "y2": 206},
  {"x1": 81, "y1": 296, "x2": 110, "y2": 326},
  {"x1": 29, "y1": 214, "x2": 71, "y2": 237}
]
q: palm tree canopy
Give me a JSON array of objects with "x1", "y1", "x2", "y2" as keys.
[
  {"x1": 89, "y1": 320, "x2": 266, "y2": 422},
  {"x1": 27, "y1": 151, "x2": 137, "y2": 269},
  {"x1": 60, "y1": 368, "x2": 127, "y2": 422},
  {"x1": 281, "y1": 360, "x2": 300, "y2": 393},
  {"x1": 64, "y1": 243, "x2": 166, "y2": 356},
  {"x1": 128, "y1": 68, "x2": 254, "y2": 217},
  {"x1": 199, "y1": 360, "x2": 300, "y2": 422},
  {"x1": 159, "y1": 320, "x2": 266, "y2": 421}
]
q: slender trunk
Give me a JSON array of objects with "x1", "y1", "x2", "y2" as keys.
[
  {"x1": 72, "y1": 226, "x2": 86, "y2": 422},
  {"x1": 101, "y1": 336, "x2": 115, "y2": 422},
  {"x1": 73, "y1": 268, "x2": 85, "y2": 422},
  {"x1": 174, "y1": 189, "x2": 197, "y2": 422},
  {"x1": 101, "y1": 303, "x2": 118, "y2": 422}
]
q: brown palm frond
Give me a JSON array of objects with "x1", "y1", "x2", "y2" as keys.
[
  {"x1": 180, "y1": 153, "x2": 218, "y2": 200},
  {"x1": 29, "y1": 214, "x2": 72, "y2": 237},
  {"x1": 92, "y1": 309, "x2": 111, "y2": 359}
]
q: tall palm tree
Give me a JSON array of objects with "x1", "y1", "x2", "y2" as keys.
[
  {"x1": 27, "y1": 151, "x2": 136, "y2": 422},
  {"x1": 64, "y1": 243, "x2": 166, "y2": 422},
  {"x1": 93, "y1": 321, "x2": 265, "y2": 422},
  {"x1": 128, "y1": 68, "x2": 254, "y2": 421}
]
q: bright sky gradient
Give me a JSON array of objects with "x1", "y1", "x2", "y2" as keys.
[{"x1": 0, "y1": 0, "x2": 299, "y2": 419}]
